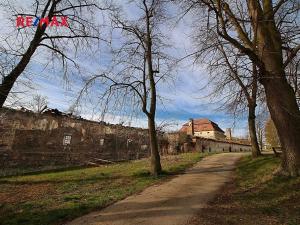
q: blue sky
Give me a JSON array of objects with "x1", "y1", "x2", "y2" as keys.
[{"x1": 0, "y1": 0, "x2": 249, "y2": 137}]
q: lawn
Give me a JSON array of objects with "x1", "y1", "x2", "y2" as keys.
[
  {"x1": 189, "y1": 154, "x2": 300, "y2": 225},
  {"x1": 235, "y1": 155, "x2": 300, "y2": 225},
  {"x1": 0, "y1": 152, "x2": 206, "y2": 225}
]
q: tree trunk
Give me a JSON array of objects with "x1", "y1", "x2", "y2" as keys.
[
  {"x1": 263, "y1": 76, "x2": 300, "y2": 176},
  {"x1": 259, "y1": 25, "x2": 300, "y2": 175},
  {"x1": 0, "y1": 0, "x2": 54, "y2": 107},
  {"x1": 248, "y1": 104, "x2": 261, "y2": 158},
  {"x1": 144, "y1": 5, "x2": 162, "y2": 177},
  {"x1": 260, "y1": 45, "x2": 300, "y2": 176},
  {"x1": 148, "y1": 115, "x2": 162, "y2": 176},
  {"x1": 0, "y1": 42, "x2": 41, "y2": 107},
  {"x1": 258, "y1": 129, "x2": 263, "y2": 152},
  {"x1": 0, "y1": 72, "x2": 19, "y2": 107},
  {"x1": 251, "y1": 1, "x2": 300, "y2": 176}
]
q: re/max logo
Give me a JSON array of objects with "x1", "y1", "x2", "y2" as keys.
[{"x1": 16, "y1": 16, "x2": 69, "y2": 28}]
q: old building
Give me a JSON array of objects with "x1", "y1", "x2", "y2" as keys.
[
  {"x1": 0, "y1": 108, "x2": 151, "y2": 169},
  {"x1": 180, "y1": 118, "x2": 226, "y2": 140},
  {"x1": 166, "y1": 118, "x2": 252, "y2": 154}
]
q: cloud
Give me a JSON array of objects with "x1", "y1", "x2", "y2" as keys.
[{"x1": 0, "y1": 1, "x2": 249, "y2": 137}]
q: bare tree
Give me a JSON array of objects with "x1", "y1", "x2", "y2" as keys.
[
  {"x1": 222, "y1": 55, "x2": 262, "y2": 158},
  {"x1": 27, "y1": 94, "x2": 48, "y2": 113},
  {"x1": 265, "y1": 118, "x2": 281, "y2": 149},
  {"x1": 256, "y1": 108, "x2": 269, "y2": 152},
  {"x1": 286, "y1": 56, "x2": 300, "y2": 105},
  {"x1": 194, "y1": 37, "x2": 262, "y2": 157},
  {"x1": 78, "y1": 0, "x2": 175, "y2": 176},
  {"x1": 0, "y1": 0, "x2": 112, "y2": 107},
  {"x1": 179, "y1": 0, "x2": 300, "y2": 176}
]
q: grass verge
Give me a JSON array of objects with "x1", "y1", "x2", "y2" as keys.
[
  {"x1": 0, "y1": 152, "x2": 206, "y2": 225},
  {"x1": 189, "y1": 154, "x2": 300, "y2": 225}
]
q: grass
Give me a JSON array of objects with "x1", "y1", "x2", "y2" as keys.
[
  {"x1": 0, "y1": 165, "x2": 81, "y2": 177},
  {"x1": 0, "y1": 152, "x2": 206, "y2": 225},
  {"x1": 234, "y1": 155, "x2": 300, "y2": 225},
  {"x1": 190, "y1": 154, "x2": 300, "y2": 225}
]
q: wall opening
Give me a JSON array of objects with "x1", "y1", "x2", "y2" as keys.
[
  {"x1": 100, "y1": 139, "x2": 104, "y2": 146},
  {"x1": 63, "y1": 134, "x2": 72, "y2": 146}
]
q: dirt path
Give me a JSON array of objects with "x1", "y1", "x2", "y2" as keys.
[{"x1": 66, "y1": 153, "x2": 247, "y2": 225}]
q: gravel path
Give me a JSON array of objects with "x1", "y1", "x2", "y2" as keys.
[{"x1": 66, "y1": 153, "x2": 247, "y2": 225}]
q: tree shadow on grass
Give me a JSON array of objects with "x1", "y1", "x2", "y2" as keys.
[{"x1": 0, "y1": 173, "x2": 118, "y2": 185}]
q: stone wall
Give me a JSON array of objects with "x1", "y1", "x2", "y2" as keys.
[
  {"x1": 0, "y1": 108, "x2": 150, "y2": 168},
  {"x1": 161, "y1": 132, "x2": 252, "y2": 154},
  {"x1": 0, "y1": 108, "x2": 252, "y2": 170},
  {"x1": 193, "y1": 137, "x2": 252, "y2": 152}
]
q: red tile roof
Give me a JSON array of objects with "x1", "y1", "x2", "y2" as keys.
[{"x1": 179, "y1": 118, "x2": 225, "y2": 133}]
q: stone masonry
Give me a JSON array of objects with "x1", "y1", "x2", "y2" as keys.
[{"x1": 0, "y1": 108, "x2": 150, "y2": 168}]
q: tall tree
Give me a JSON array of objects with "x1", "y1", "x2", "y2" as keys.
[
  {"x1": 180, "y1": 0, "x2": 300, "y2": 176},
  {"x1": 77, "y1": 0, "x2": 174, "y2": 176},
  {"x1": 219, "y1": 47, "x2": 262, "y2": 158},
  {"x1": 0, "y1": 0, "x2": 111, "y2": 107},
  {"x1": 193, "y1": 39, "x2": 262, "y2": 157}
]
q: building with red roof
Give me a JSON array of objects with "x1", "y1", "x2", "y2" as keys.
[{"x1": 179, "y1": 118, "x2": 226, "y2": 140}]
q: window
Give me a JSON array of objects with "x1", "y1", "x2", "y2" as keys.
[
  {"x1": 100, "y1": 139, "x2": 104, "y2": 146},
  {"x1": 63, "y1": 135, "x2": 72, "y2": 145},
  {"x1": 127, "y1": 139, "x2": 133, "y2": 147}
]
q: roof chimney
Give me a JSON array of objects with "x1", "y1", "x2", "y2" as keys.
[
  {"x1": 225, "y1": 128, "x2": 232, "y2": 140},
  {"x1": 187, "y1": 118, "x2": 194, "y2": 136}
]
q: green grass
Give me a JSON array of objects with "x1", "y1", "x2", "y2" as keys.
[
  {"x1": 234, "y1": 155, "x2": 300, "y2": 225},
  {"x1": 0, "y1": 152, "x2": 206, "y2": 225},
  {"x1": 0, "y1": 165, "x2": 81, "y2": 177}
]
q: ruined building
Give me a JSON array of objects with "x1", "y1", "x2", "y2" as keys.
[{"x1": 0, "y1": 108, "x2": 150, "y2": 169}]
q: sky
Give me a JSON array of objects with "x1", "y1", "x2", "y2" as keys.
[{"x1": 0, "y1": 0, "x2": 249, "y2": 137}]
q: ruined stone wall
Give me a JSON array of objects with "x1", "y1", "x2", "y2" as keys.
[
  {"x1": 162, "y1": 132, "x2": 252, "y2": 154},
  {"x1": 0, "y1": 109, "x2": 150, "y2": 168},
  {"x1": 194, "y1": 138, "x2": 252, "y2": 153},
  {"x1": 0, "y1": 108, "x2": 252, "y2": 170}
]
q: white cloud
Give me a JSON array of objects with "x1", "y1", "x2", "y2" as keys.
[{"x1": 0, "y1": 1, "x2": 249, "y2": 137}]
